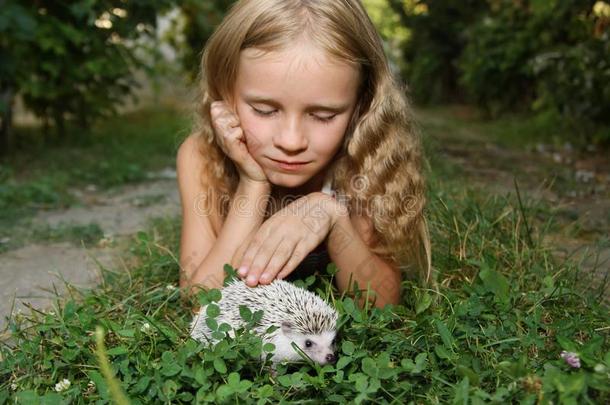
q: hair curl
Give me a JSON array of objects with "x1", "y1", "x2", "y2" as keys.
[{"x1": 190, "y1": 0, "x2": 431, "y2": 282}]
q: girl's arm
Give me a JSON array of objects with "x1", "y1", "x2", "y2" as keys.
[
  {"x1": 177, "y1": 135, "x2": 271, "y2": 293},
  {"x1": 326, "y1": 209, "x2": 401, "y2": 308}
]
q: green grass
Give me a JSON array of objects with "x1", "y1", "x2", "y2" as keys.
[
  {"x1": 3, "y1": 107, "x2": 188, "y2": 188},
  {"x1": 416, "y1": 105, "x2": 594, "y2": 150},
  {"x1": 0, "y1": 220, "x2": 108, "y2": 254},
  {"x1": 0, "y1": 106, "x2": 189, "y2": 248},
  {"x1": 30, "y1": 222, "x2": 106, "y2": 248},
  {"x1": 420, "y1": 104, "x2": 610, "y2": 242},
  {"x1": 0, "y1": 106, "x2": 608, "y2": 403},
  {"x1": 1, "y1": 178, "x2": 608, "y2": 403}
]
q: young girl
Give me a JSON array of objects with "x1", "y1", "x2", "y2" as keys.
[{"x1": 177, "y1": 0, "x2": 430, "y2": 308}]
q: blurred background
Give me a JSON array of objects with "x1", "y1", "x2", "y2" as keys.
[{"x1": 0, "y1": 1, "x2": 608, "y2": 320}]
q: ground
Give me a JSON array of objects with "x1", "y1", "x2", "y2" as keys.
[
  {"x1": 0, "y1": 105, "x2": 608, "y2": 331},
  {"x1": 0, "y1": 172, "x2": 180, "y2": 331},
  {"x1": 419, "y1": 106, "x2": 609, "y2": 303}
]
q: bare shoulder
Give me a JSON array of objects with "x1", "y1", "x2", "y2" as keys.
[
  {"x1": 177, "y1": 134, "x2": 205, "y2": 172},
  {"x1": 176, "y1": 134, "x2": 222, "y2": 235},
  {"x1": 177, "y1": 134, "x2": 206, "y2": 198}
]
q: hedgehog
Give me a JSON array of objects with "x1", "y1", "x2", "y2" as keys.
[{"x1": 190, "y1": 279, "x2": 338, "y2": 365}]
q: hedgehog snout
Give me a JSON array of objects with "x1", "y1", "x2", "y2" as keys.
[{"x1": 325, "y1": 353, "x2": 336, "y2": 364}]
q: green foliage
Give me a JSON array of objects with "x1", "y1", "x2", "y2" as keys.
[
  {"x1": 0, "y1": 3, "x2": 36, "y2": 82},
  {"x1": 531, "y1": 33, "x2": 610, "y2": 143},
  {"x1": 1, "y1": 175, "x2": 609, "y2": 402},
  {"x1": 94, "y1": 326, "x2": 131, "y2": 405},
  {"x1": 0, "y1": 107, "x2": 187, "y2": 252},
  {"x1": 169, "y1": 0, "x2": 234, "y2": 81},
  {"x1": 363, "y1": 0, "x2": 411, "y2": 73},
  {"x1": 388, "y1": 0, "x2": 488, "y2": 104},
  {"x1": 0, "y1": 0, "x2": 175, "y2": 138},
  {"x1": 459, "y1": 0, "x2": 610, "y2": 132},
  {"x1": 458, "y1": 3, "x2": 535, "y2": 116},
  {"x1": 31, "y1": 222, "x2": 105, "y2": 248},
  {"x1": 389, "y1": 0, "x2": 610, "y2": 144}
]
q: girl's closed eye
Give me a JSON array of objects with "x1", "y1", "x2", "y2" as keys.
[
  {"x1": 311, "y1": 113, "x2": 337, "y2": 124},
  {"x1": 251, "y1": 105, "x2": 336, "y2": 124},
  {"x1": 251, "y1": 106, "x2": 276, "y2": 116}
]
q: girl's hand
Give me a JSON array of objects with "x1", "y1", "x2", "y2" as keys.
[
  {"x1": 210, "y1": 101, "x2": 268, "y2": 184},
  {"x1": 232, "y1": 192, "x2": 347, "y2": 287}
]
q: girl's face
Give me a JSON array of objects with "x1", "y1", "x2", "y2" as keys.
[{"x1": 233, "y1": 40, "x2": 361, "y2": 190}]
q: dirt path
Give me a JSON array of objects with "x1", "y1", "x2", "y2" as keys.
[
  {"x1": 1, "y1": 108, "x2": 607, "y2": 331},
  {"x1": 0, "y1": 170, "x2": 180, "y2": 330},
  {"x1": 419, "y1": 108, "x2": 610, "y2": 302}
]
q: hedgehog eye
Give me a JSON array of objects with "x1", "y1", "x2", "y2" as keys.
[{"x1": 305, "y1": 339, "x2": 313, "y2": 348}]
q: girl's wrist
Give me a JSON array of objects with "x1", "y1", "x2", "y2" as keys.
[
  {"x1": 233, "y1": 179, "x2": 271, "y2": 220},
  {"x1": 308, "y1": 192, "x2": 349, "y2": 227},
  {"x1": 239, "y1": 178, "x2": 271, "y2": 193}
]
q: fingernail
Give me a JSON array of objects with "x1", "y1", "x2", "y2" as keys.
[
  {"x1": 238, "y1": 266, "x2": 248, "y2": 276},
  {"x1": 260, "y1": 273, "x2": 269, "y2": 283},
  {"x1": 247, "y1": 275, "x2": 257, "y2": 285}
]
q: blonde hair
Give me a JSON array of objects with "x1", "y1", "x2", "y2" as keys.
[{"x1": 192, "y1": 0, "x2": 431, "y2": 282}]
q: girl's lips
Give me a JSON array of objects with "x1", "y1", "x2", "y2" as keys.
[{"x1": 269, "y1": 158, "x2": 311, "y2": 171}]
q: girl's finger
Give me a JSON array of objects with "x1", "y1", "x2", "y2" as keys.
[
  {"x1": 223, "y1": 126, "x2": 243, "y2": 146},
  {"x1": 219, "y1": 127, "x2": 244, "y2": 159},
  {"x1": 232, "y1": 230, "x2": 255, "y2": 273},
  {"x1": 258, "y1": 238, "x2": 298, "y2": 284},
  {"x1": 238, "y1": 236, "x2": 264, "y2": 276},
  {"x1": 243, "y1": 238, "x2": 282, "y2": 287},
  {"x1": 276, "y1": 243, "x2": 311, "y2": 280},
  {"x1": 238, "y1": 231, "x2": 274, "y2": 283},
  {"x1": 211, "y1": 104, "x2": 240, "y2": 137},
  {"x1": 217, "y1": 114, "x2": 240, "y2": 130}
]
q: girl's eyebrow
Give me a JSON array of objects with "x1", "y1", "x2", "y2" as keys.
[{"x1": 243, "y1": 94, "x2": 350, "y2": 113}]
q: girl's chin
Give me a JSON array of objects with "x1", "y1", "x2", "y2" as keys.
[{"x1": 265, "y1": 170, "x2": 312, "y2": 187}]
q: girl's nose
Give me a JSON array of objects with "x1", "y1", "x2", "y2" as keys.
[{"x1": 273, "y1": 116, "x2": 307, "y2": 152}]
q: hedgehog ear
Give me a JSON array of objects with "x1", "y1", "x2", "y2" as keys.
[{"x1": 281, "y1": 321, "x2": 294, "y2": 335}]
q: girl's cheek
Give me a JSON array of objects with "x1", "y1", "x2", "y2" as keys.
[
  {"x1": 242, "y1": 118, "x2": 272, "y2": 155},
  {"x1": 318, "y1": 121, "x2": 349, "y2": 147}
]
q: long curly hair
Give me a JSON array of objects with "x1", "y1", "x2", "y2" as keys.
[{"x1": 191, "y1": 0, "x2": 431, "y2": 282}]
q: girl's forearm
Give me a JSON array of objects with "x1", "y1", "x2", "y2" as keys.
[
  {"x1": 183, "y1": 179, "x2": 271, "y2": 292},
  {"x1": 326, "y1": 211, "x2": 401, "y2": 308}
]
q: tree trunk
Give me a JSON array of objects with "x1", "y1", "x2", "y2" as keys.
[
  {"x1": 53, "y1": 108, "x2": 65, "y2": 143},
  {"x1": 0, "y1": 85, "x2": 14, "y2": 157}
]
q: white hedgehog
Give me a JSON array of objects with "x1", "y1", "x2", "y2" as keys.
[{"x1": 190, "y1": 279, "x2": 338, "y2": 365}]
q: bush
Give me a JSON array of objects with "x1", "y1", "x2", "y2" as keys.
[
  {"x1": 0, "y1": 0, "x2": 175, "y2": 147},
  {"x1": 167, "y1": 0, "x2": 234, "y2": 82},
  {"x1": 389, "y1": 0, "x2": 488, "y2": 104},
  {"x1": 531, "y1": 37, "x2": 610, "y2": 143},
  {"x1": 459, "y1": 0, "x2": 610, "y2": 142},
  {"x1": 458, "y1": 4, "x2": 535, "y2": 116},
  {"x1": 391, "y1": 0, "x2": 610, "y2": 144}
]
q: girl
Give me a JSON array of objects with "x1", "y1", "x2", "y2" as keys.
[{"x1": 177, "y1": 0, "x2": 430, "y2": 308}]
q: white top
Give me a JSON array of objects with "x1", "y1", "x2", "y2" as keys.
[{"x1": 321, "y1": 172, "x2": 334, "y2": 197}]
